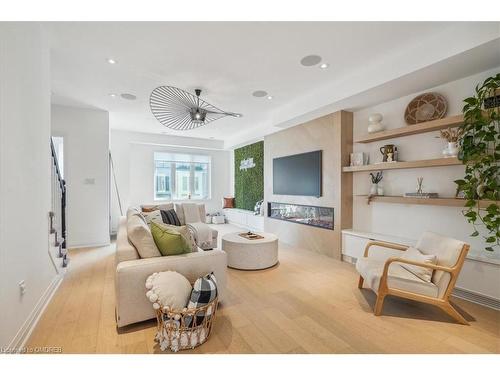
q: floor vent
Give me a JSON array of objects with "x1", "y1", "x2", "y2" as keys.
[{"x1": 452, "y1": 288, "x2": 500, "y2": 311}]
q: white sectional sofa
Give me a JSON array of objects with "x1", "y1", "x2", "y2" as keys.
[{"x1": 114, "y1": 214, "x2": 227, "y2": 328}]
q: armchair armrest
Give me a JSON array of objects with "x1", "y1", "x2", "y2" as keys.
[
  {"x1": 383, "y1": 257, "x2": 453, "y2": 274},
  {"x1": 379, "y1": 257, "x2": 454, "y2": 292},
  {"x1": 363, "y1": 241, "x2": 408, "y2": 258}
]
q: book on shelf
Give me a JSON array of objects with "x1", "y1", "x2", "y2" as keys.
[{"x1": 403, "y1": 192, "x2": 439, "y2": 198}]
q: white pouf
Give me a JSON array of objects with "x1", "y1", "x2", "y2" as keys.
[
  {"x1": 145, "y1": 271, "x2": 192, "y2": 310},
  {"x1": 221, "y1": 232, "x2": 278, "y2": 270}
]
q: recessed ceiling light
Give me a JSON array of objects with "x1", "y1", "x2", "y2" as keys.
[
  {"x1": 107, "y1": 58, "x2": 116, "y2": 64},
  {"x1": 300, "y1": 54, "x2": 322, "y2": 67},
  {"x1": 109, "y1": 93, "x2": 117, "y2": 97},
  {"x1": 252, "y1": 90, "x2": 268, "y2": 98},
  {"x1": 267, "y1": 96, "x2": 273, "y2": 100},
  {"x1": 319, "y1": 63, "x2": 329, "y2": 69},
  {"x1": 120, "y1": 93, "x2": 136, "y2": 100}
]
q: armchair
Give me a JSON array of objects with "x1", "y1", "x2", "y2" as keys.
[{"x1": 356, "y1": 232, "x2": 470, "y2": 324}]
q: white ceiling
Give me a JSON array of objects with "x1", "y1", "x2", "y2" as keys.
[{"x1": 46, "y1": 22, "x2": 500, "y2": 146}]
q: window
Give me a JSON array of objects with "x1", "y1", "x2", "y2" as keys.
[{"x1": 154, "y1": 152, "x2": 211, "y2": 200}]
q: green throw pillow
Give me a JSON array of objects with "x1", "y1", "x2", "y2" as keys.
[{"x1": 150, "y1": 221, "x2": 191, "y2": 256}]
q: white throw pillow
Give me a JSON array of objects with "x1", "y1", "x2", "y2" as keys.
[
  {"x1": 127, "y1": 214, "x2": 162, "y2": 258},
  {"x1": 399, "y1": 246, "x2": 437, "y2": 283},
  {"x1": 145, "y1": 271, "x2": 192, "y2": 310}
]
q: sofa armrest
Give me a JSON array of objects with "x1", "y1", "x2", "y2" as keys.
[
  {"x1": 115, "y1": 250, "x2": 227, "y2": 327},
  {"x1": 116, "y1": 250, "x2": 227, "y2": 295}
]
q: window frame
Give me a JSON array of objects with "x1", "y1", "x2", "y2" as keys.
[{"x1": 153, "y1": 152, "x2": 211, "y2": 201}]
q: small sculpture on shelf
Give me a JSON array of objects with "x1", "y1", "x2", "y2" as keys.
[{"x1": 367, "y1": 113, "x2": 385, "y2": 134}]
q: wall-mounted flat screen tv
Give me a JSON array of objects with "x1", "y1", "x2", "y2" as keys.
[{"x1": 273, "y1": 150, "x2": 322, "y2": 197}]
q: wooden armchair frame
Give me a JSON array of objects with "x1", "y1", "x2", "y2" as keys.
[{"x1": 358, "y1": 241, "x2": 470, "y2": 325}]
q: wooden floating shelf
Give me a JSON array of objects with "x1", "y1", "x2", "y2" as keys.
[
  {"x1": 356, "y1": 195, "x2": 497, "y2": 208},
  {"x1": 354, "y1": 114, "x2": 464, "y2": 143},
  {"x1": 343, "y1": 157, "x2": 462, "y2": 172}
]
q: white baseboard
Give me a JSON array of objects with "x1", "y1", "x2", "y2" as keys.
[
  {"x1": 7, "y1": 275, "x2": 63, "y2": 353},
  {"x1": 67, "y1": 241, "x2": 110, "y2": 249}
]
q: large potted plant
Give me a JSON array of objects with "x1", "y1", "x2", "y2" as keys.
[{"x1": 455, "y1": 73, "x2": 499, "y2": 251}]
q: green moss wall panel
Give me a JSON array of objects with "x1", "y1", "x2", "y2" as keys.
[{"x1": 234, "y1": 141, "x2": 264, "y2": 211}]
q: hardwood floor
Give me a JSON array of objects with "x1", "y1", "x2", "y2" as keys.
[{"x1": 27, "y1": 235, "x2": 500, "y2": 354}]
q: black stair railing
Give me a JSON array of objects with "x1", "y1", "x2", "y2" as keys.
[{"x1": 50, "y1": 139, "x2": 67, "y2": 259}]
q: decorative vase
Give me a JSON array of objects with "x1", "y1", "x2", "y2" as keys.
[
  {"x1": 367, "y1": 113, "x2": 384, "y2": 134},
  {"x1": 442, "y1": 142, "x2": 459, "y2": 158},
  {"x1": 370, "y1": 183, "x2": 378, "y2": 195},
  {"x1": 377, "y1": 186, "x2": 384, "y2": 196}
]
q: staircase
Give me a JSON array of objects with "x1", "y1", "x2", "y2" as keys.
[{"x1": 48, "y1": 138, "x2": 68, "y2": 273}]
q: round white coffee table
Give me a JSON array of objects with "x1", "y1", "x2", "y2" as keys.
[{"x1": 221, "y1": 232, "x2": 278, "y2": 270}]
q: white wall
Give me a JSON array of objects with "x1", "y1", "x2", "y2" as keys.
[
  {"x1": 51, "y1": 105, "x2": 110, "y2": 248},
  {"x1": 0, "y1": 23, "x2": 58, "y2": 349},
  {"x1": 352, "y1": 67, "x2": 500, "y2": 300},
  {"x1": 110, "y1": 130, "x2": 231, "y2": 233}
]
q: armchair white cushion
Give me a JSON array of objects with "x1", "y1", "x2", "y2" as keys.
[
  {"x1": 415, "y1": 232, "x2": 465, "y2": 298},
  {"x1": 356, "y1": 257, "x2": 439, "y2": 298}
]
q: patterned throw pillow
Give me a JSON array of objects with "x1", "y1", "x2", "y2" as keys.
[
  {"x1": 143, "y1": 210, "x2": 163, "y2": 226},
  {"x1": 161, "y1": 209, "x2": 181, "y2": 226},
  {"x1": 184, "y1": 273, "x2": 218, "y2": 327}
]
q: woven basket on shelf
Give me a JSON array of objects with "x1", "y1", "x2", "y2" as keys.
[{"x1": 154, "y1": 297, "x2": 218, "y2": 352}]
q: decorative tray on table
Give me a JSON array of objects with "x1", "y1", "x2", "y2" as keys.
[{"x1": 239, "y1": 231, "x2": 264, "y2": 240}]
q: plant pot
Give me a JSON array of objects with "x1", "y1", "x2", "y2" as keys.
[{"x1": 369, "y1": 183, "x2": 378, "y2": 195}]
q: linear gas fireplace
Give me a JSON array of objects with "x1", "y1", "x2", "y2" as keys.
[{"x1": 267, "y1": 202, "x2": 334, "y2": 230}]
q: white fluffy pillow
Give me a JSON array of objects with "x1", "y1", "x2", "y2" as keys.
[
  {"x1": 145, "y1": 271, "x2": 192, "y2": 310},
  {"x1": 399, "y1": 246, "x2": 437, "y2": 282}
]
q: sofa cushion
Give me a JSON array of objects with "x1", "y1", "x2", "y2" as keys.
[
  {"x1": 175, "y1": 203, "x2": 186, "y2": 225},
  {"x1": 356, "y1": 257, "x2": 438, "y2": 298},
  {"x1": 127, "y1": 207, "x2": 144, "y2": 222},
  {"x1": 145, "y1": 271, "x2": 192, "y2": 310},
  {"x1": 127, "y1": 214, "x2": 162, "y2": 259},
  {"x1": 150, "y1": 221, "x2": 192, "y2": 256},
  {"x1": 399, "y1": 246, "x2": 437, "y2": 282},
  {"x1": 183, "y1": 203, "x2": 202, "y2": 223},
  {"x1": 174, "y1": 203, "x2": 207, "y2": 225},
  {"x1": 161, "y1": 209, "x2": 181, "y2": 226}
]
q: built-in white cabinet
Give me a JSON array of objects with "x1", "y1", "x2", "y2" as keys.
[{"x1": 224, "y1": 208, "x2": 264, "y2": 232}]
